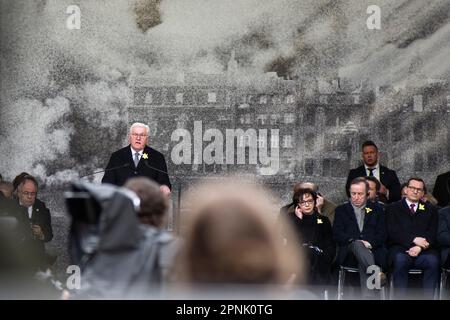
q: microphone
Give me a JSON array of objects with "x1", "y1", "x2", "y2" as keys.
[
  {"x1": 80, "y1": 163, "x2": 131, "y2": 179},
  {"x1": 143, "y1": 160, "x2": 170, "y2": 176}
]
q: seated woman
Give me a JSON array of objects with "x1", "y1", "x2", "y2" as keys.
[{"x1": 279, "y1": 188, "x2": 336, "y2": 286}]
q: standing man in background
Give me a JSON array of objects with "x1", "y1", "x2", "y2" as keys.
[
  {"x1": 346, "y1": 141, "x2": 401, "y2": 203},
  {"x1": 102, "y1": 122, "x2": 171, "y2": 197}
]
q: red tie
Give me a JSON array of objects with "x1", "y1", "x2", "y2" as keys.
[{"x1": 410, "y1": 203, "x2": 416, "y2": 214}]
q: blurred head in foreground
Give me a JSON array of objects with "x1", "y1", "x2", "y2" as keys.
[
  {"x1": 174, "y1": 178, "x2": 303, "y2": 294},
  {"x1": 124, "y1": 177, "x2": 168, "y2": 228}
]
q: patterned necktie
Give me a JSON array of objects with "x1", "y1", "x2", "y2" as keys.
[
  {"x1": 134, "y1": 152, "x2": 140, "y2": 167},
  {"x1": 409, "y1": 203, "x2": 416, "y2": 214},
  {"x1": 368, "y1": 168, "x2": 375, "y2": 177},
  {"x1": 357, "y1": 208, "x2": 364, "y2": 232}
]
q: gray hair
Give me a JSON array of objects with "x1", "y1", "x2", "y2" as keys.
[{"x1": 129, "y1": 122, "x2": 150, "y2": 135}]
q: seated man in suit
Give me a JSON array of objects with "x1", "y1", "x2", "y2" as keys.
[
  {"x1": 386, "y1": 177, "x2": 440, "y2": 299},
  {"x1": 333, "y1": 177, "x2": 387, "y2": 298},
  {"x1": 346, "y1": 141, "x2": 401, "y2": 203},
  {"x1": 432, "y1": 170, "x2": 450, "y2": 207},
  {"x1": 15, "y1": 175, "x2": 54, "y2": 271},
  {"x1": 102, "y1": 122, "x2": 171, "y2": 197}
]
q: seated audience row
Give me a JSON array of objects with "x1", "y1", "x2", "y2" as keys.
[{"x1": 279, "y1": 176, "x2": 450, "y2": 299}]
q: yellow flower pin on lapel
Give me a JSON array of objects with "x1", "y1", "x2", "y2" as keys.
[
  {"x1": 317, "y1": 218, "x2": 323, "y2": 224},
  {"x1": 365, "y1": 207, "x2": 372, "y2": 214},
  {"x1": 142, "y1": 153, "x2": 149, "y2": 160},
  {"x1": 418, "y1": 203, "x2": 425, "y2": 211}
]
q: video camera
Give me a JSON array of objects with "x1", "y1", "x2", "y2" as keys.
[
  {"x1": 64, "y1": 190, "x2": 101, "y2": 225},
  {"x1": 64, "y1": 181, "x2": 141, "y2": 269}
]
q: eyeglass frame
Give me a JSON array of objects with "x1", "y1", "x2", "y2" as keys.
[
  {"x1": 298, "y1": 200, "x2": 315, "y2": 207},
  {"x1": 130, "y1": 133, "x2": 148, "y2": 139},
  {"x1": 407, "y1": 185, "x2": 424, "y2": 193},
  {"x1": 20, "y1": 191, "x2": 37, "y2": 197}
]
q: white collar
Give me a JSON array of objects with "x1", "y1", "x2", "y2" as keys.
[
  {"x1": 405, "y1": 199, "x2": 419, "y2": 208},
  {"x1": 130, "y1": 147, "x2": 143, "y2": 155},
  {"x1": 364, "y1": 163, "x2": 379, "y2": 170}
]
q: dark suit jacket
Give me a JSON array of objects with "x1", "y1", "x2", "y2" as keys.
[
  {"x1": 438, "y1": 206, "x2": 450, "y2": 266},
  {"x1": 281, "y1": 210, "x2": 336, "y2": 265},
  {"x1": 432, "y1": 171, "x2": 450, "y2": 207},
  {"x1": 18, "y1": 198, "x2": 53, "y2": 243},
  {"x1": 278, "y1": 209, "x2": 336, "y2": 284},
  {"x1": 345, "y1": 165, "x2": 401, "y2": 203},
  {"x1": 12, "y1": 198, "x2": 53, "y2": 270},
  {"x1": 386, "y1": 199, "x2": 439, "y2": 263},
  {"x1": 102, "y1": 145, "x2": 171, "y2": 188},
  {"x1": 29, "y1": 198, "x2": 53, "y2": 243},
  {"x1": 333, "y1": 201, "x2": 386, "y2": 267}
]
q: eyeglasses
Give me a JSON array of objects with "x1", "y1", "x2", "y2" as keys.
[
  {"x1": 131, "y1": 133, "x2": 148, "y2": 139},
  {"x1": 407, "y1": 186, "x2": 424, "y2": 193},
  {"x1": 21, "y1": 191, "x2": 36, "y2": 197},
  {"x1": 299, "y1": 200, "x2": 314, "y2": 206}
]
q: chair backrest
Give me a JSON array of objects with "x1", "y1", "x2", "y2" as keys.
[
  {"x1": 408, "y1": 269, "x2": 423, "y2": 275},
  {"x1": 341, "y1": 266, "x2": 359, "y2": 273}
]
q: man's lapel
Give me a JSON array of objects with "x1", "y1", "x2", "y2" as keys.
[
  {"x1": 358, "y1": 165, "x2": 366, "y2": 176},
  {"x1": 416, "y1": 201, "x2": 427, "y2": 214},
  {"x1": 400, "y1": 198, "x2": 413, "y2": 216},
  {"x1": 16, "y1": 198, "x2": 30, "y2": 220},
  {"x1": 346, "y1": 202, "x2": 358, "y2": 225},
  {"x1": 137, "y1": 146, "x2": 150, "y2": 169},
  {"x1": 31, "y1": 205, "x2": 39, "y2": 221},
  {"x1": 363, "y1": 202, "x2": 374, "y2": 225},
  {"x1": 125, "y1": 145, "x2": 134, "y2": 166},
  {"x1": 379, "y1": 166, "x2": 387, "y2": 184}
]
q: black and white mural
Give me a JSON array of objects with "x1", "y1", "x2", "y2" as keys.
[{"x1": 1, "y1": 0, "x2": 449, "y2": 275}]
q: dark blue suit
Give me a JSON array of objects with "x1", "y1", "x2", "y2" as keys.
[
  {"x1": 386, "y1": 199, "x2": 440, "y2": 298},
  {"x1": 333, "y1": 201, "x2": 387, "y2": 269},
  {"x1": 438, "y1": 206, "x2": 450, "y2": 268},
  {"x1": 345, "y1": 165, "x2": 401, "y2": 203}
]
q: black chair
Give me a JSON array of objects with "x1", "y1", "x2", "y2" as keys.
[
  {"x1": 337, "y1": 266, "x2": 386, "y2": 300},
  {"x1": 439, "y1": 268, "x2": 450, "y2": 300},
  {"x1": 389, "y1": 269, "x2": 439, "y2": 300}
]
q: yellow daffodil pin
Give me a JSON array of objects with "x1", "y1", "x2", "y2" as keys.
[
  {"x1": 418, "y1": 203, "x2": 425, "y2": 211},
  {"x1": 317, "y1": 219, "x2": 323, "y2": 224},
  {"x1": 365, "y1": 207, "x2": 372, "y2": 214},
  {"x1": 142, "y1": 153, "x2": 149, "y2": 160}
]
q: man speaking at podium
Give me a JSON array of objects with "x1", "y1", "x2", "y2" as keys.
[{"x1": 102, "y1": 122, "x2": 171, "y2": 197}]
